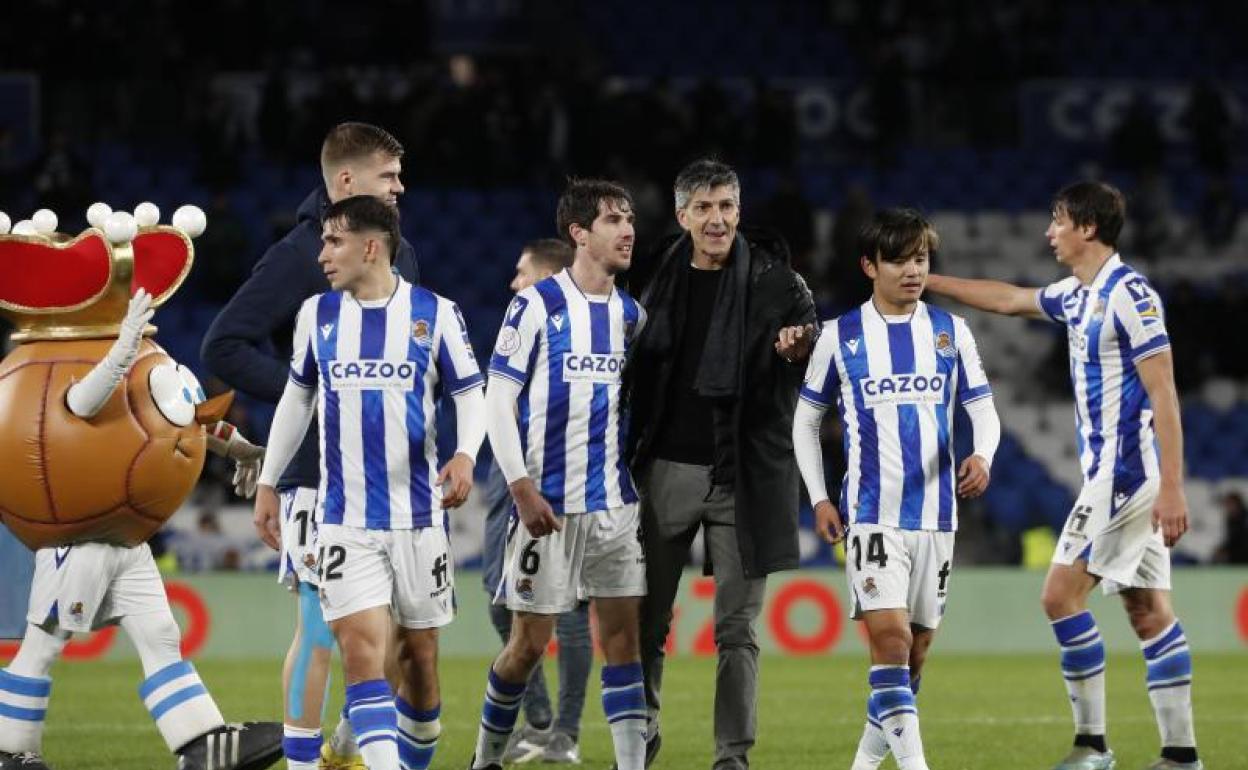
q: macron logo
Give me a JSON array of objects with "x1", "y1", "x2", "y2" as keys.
[
  {"x1": 551, "y1": 313, "x2": 565, "y2": 331},
  {"x1": 892, "y1": 727, "x2": 904, "y2": 737},
  {"x1": 320, "y1": 323, "x2": 334, "y2": 340},
  {"x1": 845, "y1": 338, "x2": 860, "y2": 355}
]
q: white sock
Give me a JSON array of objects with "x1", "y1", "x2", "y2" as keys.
[
  {"x1": 1142, "y1": 621, "x2": 1196, "y2": 750},
  {"x1": 138, "y1": 661, "x2": 226, "y2": 752},
  {"x1": 282, "y1": 724, "x2": 321, "y2": 770},
  {"x1": 331, "y1": 707, "x2": 360, "y2": 757},
  {"x1": 870, "y1": 665, "x2": 928, "y2": 770},
  {"x1": 1052, "y1": 611, "x2": 1107, "y2": 736},
  {"x1": 608, "y1": 719, "x2": 647, "y2": 770},
  {"x1": 851, "y1": 720, "x2": 889, "y2": 769}
]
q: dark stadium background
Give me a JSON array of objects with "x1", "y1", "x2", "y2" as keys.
[{"x1": 2, "y1": 0, "x2": 1247, "y2": 573}]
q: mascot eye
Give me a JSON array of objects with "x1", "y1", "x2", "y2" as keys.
[
  {"x1": 175, "y1": 364, "x2": 206, "y2": 405},
  {"x1": 148, "y1": 364, "x2": 197, "y2": 426}
]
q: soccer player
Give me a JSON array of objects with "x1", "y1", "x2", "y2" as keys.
[
  {"x1": 480, "y1": 239, "x2": 592, "y2": 765},
  {"x1": 0, "y1": 291, "x2": 280, "y2": 770},
  {"x1": 253, "y1": 196, "x2": 484, "y2": 770},
  {"x1": 793, "y1": 209, "x2": 1001, "y2": 770},
  {"x1": 202, "y1": 122, "x2": 420, "y2": 770},
  {"x1": 926, "y1": 181, "x2": 1200, "y2": 770},
  {"x1": 468, "y1": 179, "x2": 647, "y2": 770}
]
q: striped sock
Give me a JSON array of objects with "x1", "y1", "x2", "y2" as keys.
[
  {"x1": 602, "y1": 662, "x2": 647, "y2": 770},
  {"x1": 346, "y1": 680, "x2": 398, "y2": 770},
  {"x1": 870, "y1": 665, "x2": 928, "y2": 770},
  {"x1": 396, "y1": 698, "x2": 440, "y2": 770},
  {"x1": 1052, "y1": 611, "x2": 1106, "y2": 737},
  {"x1": 1141, "y1": 621, "x2": 1197, "y2": 759},
  {"x1": 851, "y1": 691, "x2": 890, "y2": 770},
  {"x1": 137, "y1": 661, "x2": 225, "y2": 752},
  {"x1": 282, "y1": 724, "x2": 321, "y2": 770},
  {"x1": 0, "y1": 669, "x2": 51, "y2": 754},
  {"x1": 473, "y1": 667, "x2": 527, "y2": 767}
]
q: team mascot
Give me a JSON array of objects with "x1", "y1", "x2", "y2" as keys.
[{"x1": 0, "y1": 203, "x2": 283, "y2": 770}]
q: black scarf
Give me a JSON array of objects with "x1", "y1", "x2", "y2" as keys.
[{"x1": 638, "y1": 232, "x2": 750, "y2": 400}]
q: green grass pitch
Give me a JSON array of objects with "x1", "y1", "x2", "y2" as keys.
[{"x1": 37, "y1": 653, "x2": 1247, "y2": 769}]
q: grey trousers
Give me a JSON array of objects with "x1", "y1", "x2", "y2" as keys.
[{"x1": 639, "y1": 459, "x2": 767, "y2": 770}]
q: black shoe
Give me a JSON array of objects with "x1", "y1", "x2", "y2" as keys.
[
  {"x1": 609, "y1": 731, "x2": 662, "y2": 770},
  {"x1": 465, "y1": 755, "x2": 503, "y2": 770},
  {"x1": 176, "y1": 722, "x2": 283, "y2": 770},
  {"x1": 0, "y1": 752, "x2": 52, "y2": 770}
]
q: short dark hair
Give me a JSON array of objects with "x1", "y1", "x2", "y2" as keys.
[
  {"x1": 1052, "y1": 181, "x2": 1126, "y2": 248},
  {"x1": 867, "y1": 207, "x2": 939, "y2": 263},
  {"x1": 673, "y1": 158, "x2": 740, "y2": 210},
  {"x1": 523, "y1": 238, "x2": 574, "y2": 272},
  {"x1": 322, "y1": 195, "x2": 400, "y2": 264},
  {"x1": 321, "y1": 122, "x2": 404, "y2": 173},
  {"x1": 555, "y1": 178, "x2": 634, "y2": 245}
]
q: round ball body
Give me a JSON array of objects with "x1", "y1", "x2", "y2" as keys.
[{"x1": 0, "y1": 339, "x2": 207, "y2": 549}]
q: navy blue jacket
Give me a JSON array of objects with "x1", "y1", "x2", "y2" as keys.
[{"x1": 201, "y1": 188, "x2": 420, "y2": 489}]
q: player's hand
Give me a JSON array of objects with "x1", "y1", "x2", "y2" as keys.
[
  {"x1": 775, "y1": 323, "x2": 816, "y2": 363},
  {"x1": 253, "y1": 484, "x2": 282, "y2": 550},
  {"x1": 510, "y1": 477, "x2": 562, "y2": 538},
  {"x1": 1153, "y1": 483, "x2": 1189, "y2": 547},
  {"x1": 957, "y1": 455, "x2": 991, "y2": 498},
  {"x1": 813, "y1": 500, "x2": 845, "y2": 545},
  {"x1": 437, "y1": 452, "x2": 474, "y2": 509}
]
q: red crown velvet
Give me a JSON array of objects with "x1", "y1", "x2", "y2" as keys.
[{"x1": 0, "y1": 226, "x2": 194, "y2": 340}]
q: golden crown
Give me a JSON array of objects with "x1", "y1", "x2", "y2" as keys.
[{"x1": 0, "y1": 202, "x2": 207, "y2": 341}]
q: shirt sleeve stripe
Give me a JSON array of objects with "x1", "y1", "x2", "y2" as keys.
[
  {"x1": 488, "y1": 365, "x2": 527, "y2": 386},
  {"x1": 1131, "y1": 335, "x2": 1171, "y2": 363}
]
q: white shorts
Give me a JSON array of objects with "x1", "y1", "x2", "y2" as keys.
[
  {"x1": 278, "y1": 487, "x2": 321, "y2": 589},
  {"x1": 316, "y1": 524, "x2": 454, "y2": 629},
  {"x1": 845, "y1": 522, "x2": 955, "y2": 630},
  {"x1": 494, "y1": 504, "x2": 646, "y2": 614},
  {"x1": 27, "y1": 543, "x2": 168, "y2": 633},
  {"x1": 1052, "y1": 476, "x2": 1170, "y2": 594}
]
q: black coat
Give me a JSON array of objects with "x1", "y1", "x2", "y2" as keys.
[{"x1": 627, "y1": 228, "x2": 817, "y2": 578}]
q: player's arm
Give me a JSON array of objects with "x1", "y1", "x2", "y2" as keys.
[
  {"x1": 486, "y1": 378, "x2": 560, "y2": 537},
  {"x1": 926, "y1": 274, "x2": 1048, "y2": 320},
  {"x1": 792, "y1": 327, "x2": 845, "y2": 544},
  {"x1": 486, "y1": 291, "x2": 560, "y2": 537},
  {"x1": 200, "y1": 242, "x2": 310, "y2": 402},
  {"x1": 1137, "y1": 349, "x2": 1188, "y2": 546},
  {"x1": 953, "y1": 317, "x2": 1000, "y2": 497},
  {"x1": 253, "y1": 300, "x2": 319, "y2": 549},
  {"x1": 436, "y1": 300, "x2": 487, "y2": 509}
]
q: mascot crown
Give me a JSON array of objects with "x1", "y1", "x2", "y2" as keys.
[{"x1": 0, "y1": 203, "x2": 207, "y2": 341}]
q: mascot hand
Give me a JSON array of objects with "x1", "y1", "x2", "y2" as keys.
[
  {"x1": 109, "y1": 288, "x2": 154, "y2": 369},
  {"x1": 206, "y1": 422, "x2": 265, "y2": 498}
]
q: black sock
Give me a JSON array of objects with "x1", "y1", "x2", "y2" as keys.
[
  {"x1": 1074, "y1": 734, "x2": 1108, "y2": 753},
  {"x1": 1162, "y1": 746, "x2": 1198, "y2": 764}
]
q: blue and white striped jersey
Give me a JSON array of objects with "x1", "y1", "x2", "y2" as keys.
[
  {"x1": 289, "y1": 278, "x2": 484, "y2": 530},
  {"x1": 488, "y1": 269, "x2": 645, "y2": 514},
  {"x1": 1035, "y1": 254, "x2": 1169, "y2": 489},
  {"x1": 800, "y1": 301, "x2": 991, "y2": 532}
]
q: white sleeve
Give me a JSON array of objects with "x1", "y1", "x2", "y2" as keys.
[
  {"x1": 486, "y1": 375, "x2": 529, "y2": 484},
  {"x1": 258, "y1": 379, "x2": 317, "y2": 487},
  {"x1": 1112, "y1": 276, "x2": 1171, "y2": 363},
  {"x1": 451, "y1": 386, "x2": 486, "y2": 461},
  {"x1": 953, "y1": 316, "x2": 993, "y2": 405},
  {"x1": 1035, "y1": 275, "x2": 1079, "y2": 324},
  {"x1": 436, "y1": 298, "x2": 485, "y2": 394},
  {"x1": 964, "y1": 395, "x2": 1001, "y2": 468},
  {"x1": 798, "y1": 321, "x2": 840, "y2": 409},
  {"x1": 289, "y1": 297, "x2": 319, "y2": 388},
  {"x1": 792, "y1": 398, "x2": 831, "y2": 507},
  {"x1": 488, "y1": 289, "x2": 545, "y2": 386}
]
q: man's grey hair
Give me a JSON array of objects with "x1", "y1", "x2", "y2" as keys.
[{"x1": 673, "y1": 159, "x2": 740, "y2": 210}]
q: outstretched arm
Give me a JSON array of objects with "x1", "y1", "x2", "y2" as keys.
[
  {"x1": 926, "y1": 274, "x2": 1047, "y2": 319},
  {"x1": 66, "y1": 290, "x2": 153, "y2": 418}
]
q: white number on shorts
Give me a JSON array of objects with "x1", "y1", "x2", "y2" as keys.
[
  {"x1": 851, "y1": 533, "x2": 889, "y2": 570},
  {"x1": 520, "y1": 541, "x2": 541, "y2": 575},
  {"x1": 320, "y1": 545, "x2": 346, "y2": 581}
]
